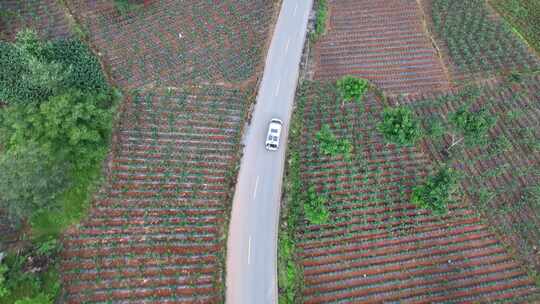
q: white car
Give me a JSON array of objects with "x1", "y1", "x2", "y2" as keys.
[{"x1": 265, "y1": 118, "x2": 283, "y2": 151}]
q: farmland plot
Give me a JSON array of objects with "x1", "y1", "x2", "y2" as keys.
[
  {"x1": 288, "y1": 81, "x2": 539, "y2": 303},
  {"x1": 0, "y1": 0, "x2": 72, "y2": 41},
  {"x1": 313, "y1": 0, "x2": 450, "y2": 95},
  {"x1": 61, "y1": 86, "x2": 250, "y2": 303},
  {"x1": 64, "y1": 0, "x2": 277, "y2": 89},
  {"x1": 425, "y1": 0, "x2": 540, "y2": 80},
  {"x1": 395, "y1": 75, "x2": 540, "y2": 275}
]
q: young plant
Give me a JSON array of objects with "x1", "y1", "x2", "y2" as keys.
[
  {"x1": 378, "y1": 106, "x2": 423, "y2": 145},
  {"x1": 411, "y1": 167, "x2": 459, "y2": 215}
]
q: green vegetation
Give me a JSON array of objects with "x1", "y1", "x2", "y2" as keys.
[
  {"x1": 432, "y1": 0, "x2": 538, "y2": 74},
  {"x1": 336, "y1": 76, "x2": 369, "y2": 103},
  {"x1": 0, "y1": 30, "x2": 116, "y2": 304},
  {"x1": 411, "y1": 167, "x2": 459, "y2": 214},
  {"x1": 311, "y1": 0, "x2": 328, "y2": 41},
  {"x1": 0, "y1": 238, "x2": 61, "y2": 304},
  {"x1": 303, "y1": 186, "x2": 329, "y2": 225},
  {"x1": 278, "y1": 84, "x2": 309, "y2": 303},
  {"x1": 490, "y1": 0, "x2": 540, "y2": 53},
  {"x1": 378, "y1": 106, "x2": 423, "y2": 146},
  {"x1": 449, "y1": 106, "x2": 496, "y2": 146},
  {"x1": 316, "y1": 124, "x2": 352, "y2": 158},
  {"x1": 113, "y1": 0, "x2": 144, "y2": 15},
  {"x1": 0, "y1": 30, "x2": 108, "y2": 105}
]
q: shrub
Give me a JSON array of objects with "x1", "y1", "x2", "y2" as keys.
[
  {"x1": 411, "y1": 167, "x2": 459, "y2": 214},
  {"x1": 378, "y1": 106, "x2": 423, "y2": 145},
  {"x1": 303, "y1": 186, "x2": 329, "y2": 225},
  {"x1": 316, "y1": 124, "x2": 352, "y2": 157},
  {"x1": 450, "y1": 106, "x2": 496, "y2": 145},
  {"x1": 336, "y1": 76, "x2": 369, "y2": 103}
]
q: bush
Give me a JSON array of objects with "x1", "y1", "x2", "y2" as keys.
[
  {"x1": 411, "y1": 167, "x2": 459, "y2": 214},
  {"x1": 336, "y1": 76, "x2": 369, "y2": 103},
  {"x1": 450, "y1": 106, "x2": 496, "y2": 145},
  {"x1": 378, "y1": 106, "x2": 423, "y2": 145},
  {"x1": 316, "y1": 124, "x2": 352, "y2": 157},
  {"x1": 303, "y1": 186, "x2": 329, "y2": 225}
]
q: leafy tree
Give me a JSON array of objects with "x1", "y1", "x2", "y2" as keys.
[
  {"x1": 0, "y1": 146, "x2": 67, "y2": 225},
  {"x1": 449, "y1": 106, "x2": 496, "y2": 146},
  {"x1": 378, "y1": 106, "x2": 423, "y2": 145},
  {"x1": 1, "y1": 90, "x2": 113, "y2": 164},
  {"x1": 411, "y1": 167, "x2": 459, "y2": 214},
  {"x1": 336, "y1": 76, "x2": 369, "y2": 103},
  {"x1": 316, "y1": 124, "x2": 352, "y2": 157},
  {"x1": 0, "y1": 30, "x2": 108, "y2": 105},
  {"x1": 303, "y1": 186, "x2": 329, "y2": 225}
]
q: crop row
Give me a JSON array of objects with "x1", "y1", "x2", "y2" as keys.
[
  {"x1": 293, "y1": 81, "x2": 538, "y2": 303},
  {"x1": 429, "y1": 0, "x2": 539, "y2": 80},
  {"x1": 313, "y1": 0, "x2": 449, "y2": 95},
  {"x1": 65, "y1": 0, "x2": 277, "y2": 88},
  {"x1": 393, "y1": 75, "x2": 540, "y2": 275},
  {"x1": 61, "y1": 86, "x2": 248, "y2": 303}
]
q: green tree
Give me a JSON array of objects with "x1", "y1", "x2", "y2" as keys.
[
  {"x1": 378, "y1": 106, "x2": 423, "y2": 145},
  {"x1": 0, "y1": 30, "x2": 108, "y2": 105},
  {"x1": 316, "y1": 124, "x2": 352, "y2": 157},
  {"x1": 411, "y1": 167, "x2": 459, "y2": 214},
  {"x1": 336, "y1": 76, "x2": 369, "y2": 103},
  {"x1": 0, "y1": 146, "x2": 67, "y2": 225},
  {"x1": 449, "y1": 106, "x2": 496, "y2": 147},
  {"x1": 1, "y1": 90, "x2": 113, "y2": 164},
  {"x1": 303, "y1": 186, "x2": 329, "y2": 225}
]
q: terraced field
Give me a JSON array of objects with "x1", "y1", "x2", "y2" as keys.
[
  {"x1": 65, "y1": 0, "x2": 277, "y2": 88},
  {"x1": 61, "y1": 86, "x2": 251, "y2": 303},
  {"x1": 313, "y1": 0, "x2": 450, "y2": 95},
  {"x1": 0, "y1": 0, "x2": 72, "y2": 40},
  {"x1": 396, "y1": 75, "x2": 540, "y2": 273},
  {"x1": 287, "y1": 82, "x2": 539, "y2": 303}
]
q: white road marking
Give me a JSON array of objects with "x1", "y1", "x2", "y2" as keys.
[
  {"x1": 293, "y1": 3, "x2": 298, "y2": 16},
  {"x1": 275, "y1": 79, "x2": 281, "y2": 96},
  {"x1": 253, "y1": 176, "x2": 259, "y2": 199},
  {"x1": 247, "y1": 236, "x2": 252, "y2": 265},
  {"x1": 285, "y1": 38, "x2": 291, "y2": 53}
]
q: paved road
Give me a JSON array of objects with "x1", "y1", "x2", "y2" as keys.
[{"x1": 226, "y1": 0, "x2": 312, "y2": 303}]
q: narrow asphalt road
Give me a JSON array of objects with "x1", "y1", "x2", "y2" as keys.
[{"x1": 226, "y1": 0, "x2": 313, "y2": 303}]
